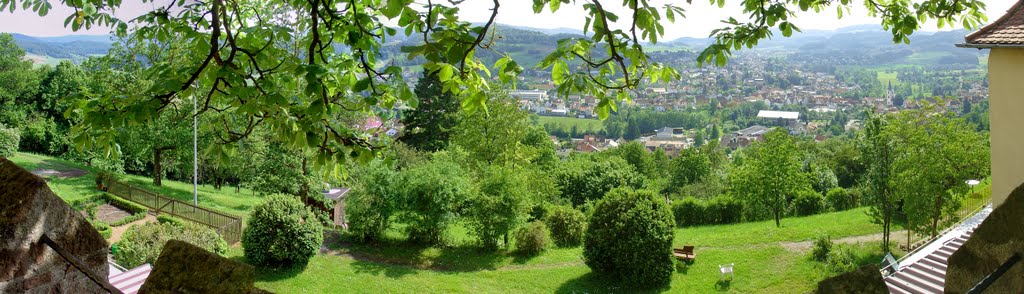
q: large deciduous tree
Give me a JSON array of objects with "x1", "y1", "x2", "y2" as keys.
[
  {"x1": 888, "y1": 100, "x2": 990, "y2": 238},
  {"x1": 0, "y1": 0, "x2": 989, "y2": 174},
  {"x1": 732, "y1": 128, "x2": 809, "y2": 227},
  {"x1": 860, "y1": 111, "x2": 899, "y2": 250}
]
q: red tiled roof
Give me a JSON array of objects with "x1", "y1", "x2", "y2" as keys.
[
  {"x1": 964, "y1": 0, "x2": 1024, "y2": 46},
  {"x1": 109, "y1": 264, "x2": 152, "y2": 294}
]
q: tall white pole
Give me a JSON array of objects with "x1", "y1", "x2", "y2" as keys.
[{"x1": 193, "y1": 86, "x2": 198, "y2": 206}]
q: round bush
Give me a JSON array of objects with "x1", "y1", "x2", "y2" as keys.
[
  {"x1": 584, "y1": 188, "x2": 675, "y2": 288},
  {"x1": 114, "y1": 222, "x2": 228, "y2": 269},
  {"x1": 545, "y1": 205, "x2": 586, "y2": 248},
  {"x1": 0, "y1": 125, "x2": 19, "y2": 158},
  {"x1": 825, "y1": 187, "x2": 857, "y2": 211},
  {"x1": 791, "y1": 190, "x2": 825, "y2": 216},
  {"x1": 671, "y1": 197, "x2": 706, "y2": 227},
  {"x1": 515, "y1": 221, "x2": 550, "y2": 255},
  {"x1": 243, "y1": 195, "x2": 324, "y2": 267}
]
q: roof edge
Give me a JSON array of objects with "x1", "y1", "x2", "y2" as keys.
[
  {"x1": 964, "y1": 0, "x2": 1024, "y2": 45},
  {"x1": 956, "y1": 43, "x2": 1024, "y2": 49}
]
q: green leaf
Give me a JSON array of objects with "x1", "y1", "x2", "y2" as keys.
[
  {"x1": 552, "y1": 61, "x2": 566, "y2": 83},
  {"x1": 83, "y1": 3, "x2": 96, "y2": 16},
  {"x1": 438, "y1": 64, "x2": 454, "y2": 81}
]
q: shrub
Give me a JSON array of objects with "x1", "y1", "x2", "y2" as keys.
[
  {"x1": 242, "y1": 195, "x2": 323, "y2": 267},
  {"x1": 812, "y1": 235, "x2": 833, "y2": 262},
  {"x1": 544, "y1": 205, "x2": 586, "y2": 248},
  {"x1": 467, "y1": 166, "x2": 532, "y2": 250},
  {"x1": 83, "y1": 201, "x2": 100, "y2": 221},
  {"x1": 109, "y1": 212, "x2": 146, "y2": 227},
  {"x1": 346, "y1": 161, "x2": 401, "y2": 242},
  {"x1": 91, "y1": 220, "x2": 112, "y2": 239},
  {"x1": 791, "y1": 190, "x2": 825, "y2": 216},
  {"x1": 101, "y1": 193, "x2": 148, "y2": 213},
  {"x1": 0, "y1": 125, "x2": 19, "y2": 158},
  {"x1": 671, "y1": 197, "x2": 706, "y2": 227},
  {"x1": 553, "y1": 156, "x2": 644, "y2": 207},
  {"x1": 827, "y1": 245, "x2": 857, "y2": 273},
  {"x1": 707, "y1": 195, "x2": 745, "y2": 224},
  {"x1": 156, "y1": 214, "x2": 185, "y2": 227},
  {"x1": 115, "y1": 222, "x2": 228, "y2": 269},
  {"x1": 514, "y1": 221, "x2": 549, "y2": 255},
  {"x1": 584, "y1": 188, "x2": 675, "y2": 288},
  {"x1": 398, "y1": 158, "x2": 472, "y2": 245},
  {"x1": 825, "y1": 187, "x2": 857, "y2": 211},
  {"x1": 810, "y1": 164, "x2": 839, "y2": 195}
]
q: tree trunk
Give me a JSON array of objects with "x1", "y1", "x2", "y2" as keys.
[
  {"x1": 931, "y1": 195, "x2": 943, "y2": 238},
  {"x1": 154, "y1": 147, "x2": 163, "y2": 186},
  {"x1": 152, "y1": 146, "x2": 176, "y2": 186},
  {"x1": 774, "y1": 209, "x2": 781, "y2": 227}
]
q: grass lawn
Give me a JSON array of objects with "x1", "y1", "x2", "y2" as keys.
[
  {"x1": 876, "y1": 71, "x2": 899, "y2": 88},
  {"x1": 243, "y1": 208, "x2": 898, "y2": 293},
  {"x1": 536, "y1": 116, "x2": 604, "y2": 133},
  {"x1": 8, "y1": 152, "x2": 264, "y2": 217}
]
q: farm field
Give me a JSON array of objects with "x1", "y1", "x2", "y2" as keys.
[{"x1": 536, "y1": 116, "x2": 604, "y2": 132}]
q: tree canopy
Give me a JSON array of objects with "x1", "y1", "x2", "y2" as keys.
[{"x1": 0, "y1": 0, "x2": 990, "y2": 175}]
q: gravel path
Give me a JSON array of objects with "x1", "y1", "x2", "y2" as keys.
[
  {"x1": 96, "y1": 204, "x2": 131, "y2": 223},
  {"x1": 780, "y1": 230, "x2": 909, "y2": 252},
  {"x1": 108, "y1": 214, "x2": 158, "y2": 243}
]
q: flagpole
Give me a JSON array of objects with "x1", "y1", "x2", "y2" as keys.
[{"x1": 193, "y1": 84, "x2": 198, "y2": 206}]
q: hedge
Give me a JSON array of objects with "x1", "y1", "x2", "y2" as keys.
[
  {"x1": 672, "y1": 197, "x2": 706, "y2": 227},
  {"x1": 101, "y1": 193, "x2": 149, "y2": 214},
  {"x1": 157, "y1": 214, "x2": 186, "y2": 227},
  {"x1": 791, "y1": 190, "x2": 826, "y2": 216},
  {"x1": 91, "y1": 220, "x2": 112, "y2": 239},
  {"x1": 114, "y1": 222, "x2": 228, "y2": 269},
  {"x1": 672, "y1": 196, "x2": 745, "y2": 227},
  {"x1": 825, "y1": 187, "x2": 859, "y2": 211}
]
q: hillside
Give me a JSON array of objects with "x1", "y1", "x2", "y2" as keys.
[
  {"x1": 8, "y1": 23, "x2": 981, "y2": 69},
  {"x1": 7, "y1": 33, "x2": 113, "y2": 64}
]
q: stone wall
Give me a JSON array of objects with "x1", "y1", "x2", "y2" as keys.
[
  {"x1": 946, "y1": 182, "x2": 1024, "y2": 292},
  {"x1": 0, "y1": 158, "x2": 109, "y2": 293},
  {"x1": 140, "y1": 240, "x2": 259, "y2": 293}
]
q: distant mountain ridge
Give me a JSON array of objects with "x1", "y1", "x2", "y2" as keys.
[
  {"x1": 7, "y1": 23, "x2": 980, "y2": 67},
  {"x1": 7, "y1": 33, "x2": 112, "y2": 63}
]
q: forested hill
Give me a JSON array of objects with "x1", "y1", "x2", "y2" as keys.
[
  {"x1": 9, "y1": 23, "x2": 980, "y2": 68},
  {"x1": 7, "y1": 33, "x2": 112, "y2": 64}
]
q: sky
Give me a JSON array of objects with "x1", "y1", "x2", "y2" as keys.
[{"x1": 0, "y1": 0, "x2": 1014, "y2": 39}]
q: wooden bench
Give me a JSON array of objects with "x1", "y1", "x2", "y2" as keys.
[{"x1": 673, "y1": 246, "x2": 696, "y2": 262}]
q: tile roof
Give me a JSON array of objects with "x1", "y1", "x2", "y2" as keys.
[
  {"x1": 964, "y1": 0, "x2": 1024, "y2": 46},
  {"x1": 109, "y1": 263, "x2": 152, "y2": 294},
  {"x1": 884, "y1": 231, "x2": 972, "y2": 294}
]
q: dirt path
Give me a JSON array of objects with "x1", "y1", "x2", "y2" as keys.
[
  {"x1": 780, "y1": 230, "x2": 908, "y2": 252},
  {"x1": 96, "y1": 204, "x2": 131, "y2": 223},
  {"x1": 108, "y1": 214, "x2": 158, "y2": 243}
]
